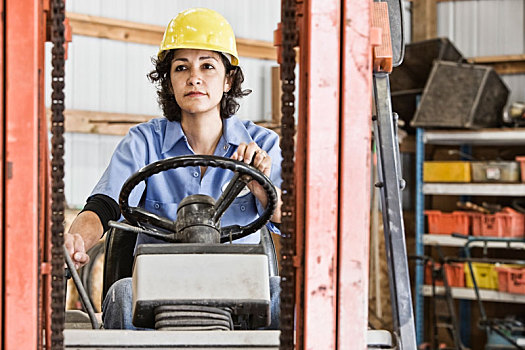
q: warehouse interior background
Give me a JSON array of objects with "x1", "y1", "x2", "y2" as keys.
[{"x1": 38, "y1": 0, "x2": 525, "y2": 349}]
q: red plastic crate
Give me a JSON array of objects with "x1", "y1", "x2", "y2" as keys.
[
  {"x1": 495, "y1": 266, "x2": 525, "y2": 294},
  {"x1": 425, "y1": 210, "x2": 470, "y2": 235},
  {"x1": 425, "y1": 261, "x2": 465, "y2": 287},
  {"x1": 471, "y1": 207, "x2": 525, "y2": 238},
  {"x1": 499, "y1": 207, "x2": 525, "y2": 238},
  {"x1": 471, "y1": 212, "x2": 503, "y2": 237}
]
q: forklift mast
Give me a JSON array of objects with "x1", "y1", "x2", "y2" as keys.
[{"x1": 0, "y1": 0, "x2": 415, "y2": 349}]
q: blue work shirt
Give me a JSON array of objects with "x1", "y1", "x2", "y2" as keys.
[{"x1": 90, "y1": 116, "x2": 282, "y2": 246}]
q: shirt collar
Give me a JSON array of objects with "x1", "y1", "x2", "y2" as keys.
[
  {"x1": 222, "y1": 116, "x2": 254, "y2": 146},
  {"x1": 161, "y1": 116, "x2": 254, "y2": 154},
  {"x1": 161, "y1": 120, "x2": 186, "y2": 154}
]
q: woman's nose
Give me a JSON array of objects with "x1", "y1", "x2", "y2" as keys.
[{"x1": 187, "y1": 69, "x2": 202, "y2": 85}]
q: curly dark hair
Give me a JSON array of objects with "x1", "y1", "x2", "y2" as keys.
[{"x1": 148, "y1": 50, "x2": 251, "y2": 122}]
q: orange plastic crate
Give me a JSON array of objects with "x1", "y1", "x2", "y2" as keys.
[
  {"x1": 471, "y1": 213, "x2": 503, "y2": 237},
  {"x1": 425, "y1": 261, "x2": 465, "y2": 287},
  {"x1": 425, "y1": 210, "x2": 470, "y2": 235},
  {"x1": 495, "y1": 265, "x2": 525, "y2": 294},
  {"x1": 499, "y1": 207, "x2": 525, "y2": 238},
  {"x1": 471, "y1": 207, "x2": 525, "y2": 238}
]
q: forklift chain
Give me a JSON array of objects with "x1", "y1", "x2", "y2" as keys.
[
  {"x1": 279, "y1": 0, "x2": 297, "y2": 348},
  {"x1": 50, "y1": 0, "x2": 67, "y2": 348}
]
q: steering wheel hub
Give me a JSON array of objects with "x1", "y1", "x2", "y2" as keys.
[{"x1": 175, "y1": 194, "x2": 220, "y2": 243}]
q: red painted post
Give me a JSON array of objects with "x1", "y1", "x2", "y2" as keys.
[
  {"x1": 0, "y1": 0, "x2": 4, "y2": 343},
  {"x1": 338, "y1": 0, "x2": 373, "y2": 349},
  {"x1": 298, "y1": 0, "x2": 341, "y2": 348},
  {"x1": 4, "y1": 0, "x2": 44, "y2": 348}
]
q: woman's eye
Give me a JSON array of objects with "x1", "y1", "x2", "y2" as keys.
[
  {"x1": 174, "y1": 65, "x2": 187, "y2": 72},
  {"x1": 202, "y1": 63, "x2": 215, "y2": 70}
]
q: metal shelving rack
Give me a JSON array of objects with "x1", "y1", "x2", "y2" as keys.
[
  {"x1": 423, "y1": 233, "x2": 525, "y2": 249},
  {"x1": 414, "y1": 128, "x2": 525, "y2": 345},
  {"x1": 421, "y1": 285, "x2": 525, "y2": 304}
]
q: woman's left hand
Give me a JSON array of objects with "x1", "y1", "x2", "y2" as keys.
[{"x1": 231, "y1": 141, "x2": 272, "y2": 206}]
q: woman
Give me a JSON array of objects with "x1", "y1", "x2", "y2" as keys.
[{"x1": 64, "y1": 8, "x2": 282, "y2": 329}]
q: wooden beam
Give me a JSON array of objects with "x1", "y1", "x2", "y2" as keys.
[
  {"x1": 412, "y1": 0, "x2": 437, "y2": 42},
  {"x1": 469, "y1": 54, "x2": 525, "y2": 75},
  {"x1": 271, "y1": 66, "x2": 282, "y2": 125},
  {"x1": 66, "y1": 12, "x2": 277, "y2": 61},
  {"x1": 47, "y1": 109, "x2": 153, "y2": 136},
  {"x1": 47, "y1": 108, "x2": 281, "y2": 136}
]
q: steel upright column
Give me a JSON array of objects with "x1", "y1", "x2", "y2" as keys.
[
  {"x1": 297, "y1": 0, "x2": 373, "y2": 348},
  {"x1": 338, "y1": 0, "x2": 373, "y2": 348},
  {"x1": 414, "y1": 128, "x2": 425, "y2": 344},
  {"x1": 0, "y1": 0, "x2": 4, "y2": 341},
  {"x1": 3, "y1": 0, "x2": 45, "y2": 348},
  {"x1": 296, "y1": 0, "x2": 341, "y2": 348}
]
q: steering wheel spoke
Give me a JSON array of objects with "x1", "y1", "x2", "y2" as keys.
[
  {"x1": 219, "y1": 225, "x2": 243, "y2": 243},
  {"x1": 127, "y1": 206, "x2": 177, "y2": 233},
  {"x1": 212, "y1": 172, "x2": 252, "y2": 223}
]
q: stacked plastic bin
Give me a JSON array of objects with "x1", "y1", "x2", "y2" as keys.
[
  {"x1": 425, "y1": 208, "x2": 525, "y2": 239},
  {"x1": 424, "y1": 208, "x2": 525, "y2": 293},
  {"x1": 495, "y1": 265, "x2": 525, "y2": 294}
]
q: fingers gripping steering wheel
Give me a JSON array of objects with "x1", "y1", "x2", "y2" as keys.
[{"x1": 118, "y1": 155, "x2": 278, "y2": 244}]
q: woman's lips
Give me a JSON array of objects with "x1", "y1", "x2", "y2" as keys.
[{"x1": 185, "y1": 92, "x2": 206, "y2": 97}]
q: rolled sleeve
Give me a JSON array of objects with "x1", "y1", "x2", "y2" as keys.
[{"x1": 90, "y1": 125, "x2": 150, "y2": 206}]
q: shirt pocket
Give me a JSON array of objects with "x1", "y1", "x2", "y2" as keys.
[
  {"x1": 144, "y1": 199, "x2": 179, "y2": 221},
  {"x1": 222, "y1": 195, "x2": 258, "y2": 226}
]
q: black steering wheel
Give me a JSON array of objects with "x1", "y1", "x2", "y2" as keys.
[{"x1": 118, "y1": 155, "x2": 278, "y2": 243}]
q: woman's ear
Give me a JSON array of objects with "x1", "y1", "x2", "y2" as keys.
[{"x1": 224, "y1": 71, "x2": 233, "y2": 93}]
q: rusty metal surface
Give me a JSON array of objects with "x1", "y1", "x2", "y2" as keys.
[
  {"x1": 0, "y1": 1, "x2": 6, "y2": 344},
  {"x1": 298, "y1": 1, "x2": 341, "y2": 349},
  {"x1": 50, "y1": 0, "x2": 67, "y2": 348},
  {"x1": 0, "y1": 0, "x2": 4, "y2": 342},
  {"x1": 3, "y1": 0, "x2": 43, "y2": 348},
  {"x1": 372, "y1": 2, "x2": 393, "y2": 73},
  {"x1": 278, "y1": 0, "x2": 297, "y2": 348},
  {"x1": 41, "y1": 3, "x2": 52, "y2": 349},
  {"x1": 338, "y1": 0, "x2": 373, "y2": 348}
]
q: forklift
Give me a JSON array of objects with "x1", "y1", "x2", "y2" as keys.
[{"x1": 0, "y1": 0, "x2": 415, "y2": 349}]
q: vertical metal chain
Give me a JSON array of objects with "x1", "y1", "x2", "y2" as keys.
[
  {"x1": 279, "y1": 0, "x2": 297, "y2": 348},
  {"x1": 50, "y1": 0, "x2": 67, "y2": 348}
]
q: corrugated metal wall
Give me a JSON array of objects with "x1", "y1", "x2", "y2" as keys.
[
  {"x1": 436, "y1": 0, "x2": 525, "y2": 105},
  {"x1": 437, "y1": 0, "x2": 524, "y2": 57},
  {"x1": 66, "y1": 0, "x2": 279, "y2": 42},
  {"x1": 46, "y1": 1, "x2": 280, "y2": 208}
]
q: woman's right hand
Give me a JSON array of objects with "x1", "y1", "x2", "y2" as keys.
[{"x1": 64, "y1": 232, "x2": 90, "y2": 269}]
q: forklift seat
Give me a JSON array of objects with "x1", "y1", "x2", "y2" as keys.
[{"x1": 102, "y1": 225, "x2": 279, "y2": 303}]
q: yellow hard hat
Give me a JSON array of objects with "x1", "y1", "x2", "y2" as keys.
[{"x1": 158, "y1": 8, "x2": 239, "y2": 66}]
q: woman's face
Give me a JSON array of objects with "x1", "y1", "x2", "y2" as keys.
[{"x1": 170, "y1": 49, "x2": 231, "y2": 119}]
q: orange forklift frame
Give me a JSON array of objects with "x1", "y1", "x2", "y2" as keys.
[
  {"x1": 2, "y1": 0, "x2": 48, "y2": 349},
  {"x1": 294, "y1": 1, "x2": 372, "y2": 348},
  {"x1": 1, "y1": 0, "x2": 373, "y2": 349}
]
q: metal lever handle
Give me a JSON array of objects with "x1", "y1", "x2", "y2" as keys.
[{"x1": 63, "y1": 245, "x2": 100, "y2": 329}]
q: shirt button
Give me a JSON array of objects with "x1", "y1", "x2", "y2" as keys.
[
  {"x1": 154, "y1": 203, "x2": 160, "y2": 209},
  {"x1": 240, "y1": 205, "x2": 246, "y2": 212},
  {"x1": 193, "y1": 171, "x2": 199, "y2": 178},
  {"x1": 223, "y1": 144, "x2": 228, "y2": 150}
]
